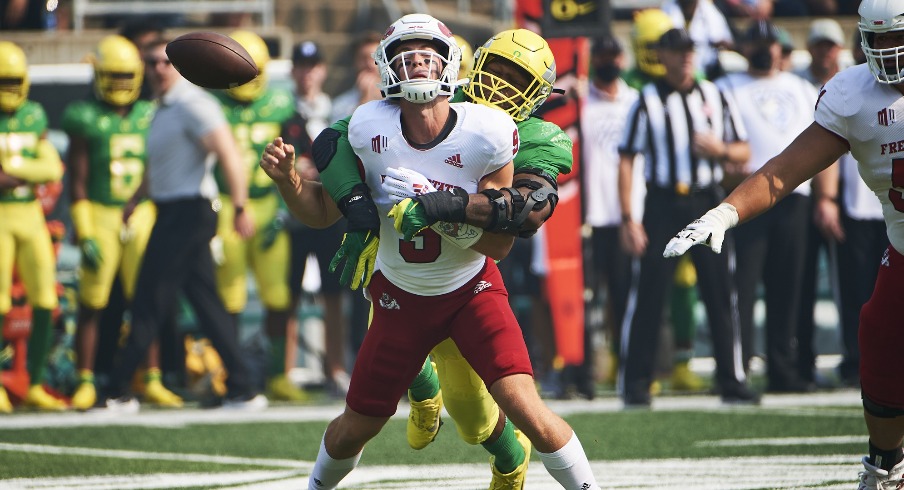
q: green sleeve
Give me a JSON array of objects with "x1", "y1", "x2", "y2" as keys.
[
  {"x1": 317, "y1": 116, "x2": 364, "y2": 202},
  {"x1": 514, "y1": 118, "x2": 573, "y2": 179},
  {"x1": 61, "y1": 101, "x2": 93, "y2": 137}
]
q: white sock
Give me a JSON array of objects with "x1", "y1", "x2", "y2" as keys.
[
  {"x1": 308, "y1": 436, "x2": 362, "y2": 490},
  {"x1": 536, "y1": 431, "x2": 600, "y2": 490}
]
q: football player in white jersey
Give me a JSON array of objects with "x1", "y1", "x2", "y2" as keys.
[
  {"x1": 663, "y1": 1, "x2": 904, "y2": 488},
  {"x1": 261, "y1": 14, "x2": 600, "y2": 490}
]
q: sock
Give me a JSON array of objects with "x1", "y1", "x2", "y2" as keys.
[
  {"x1": 481, "y1": 418, "x2": 524, "y2": 474},
  {"x1": 670, "y1": 283, "x2": 697, "y2": 348},
  {"x1": 536, "y1": 432, "x2": 600, "y2": 490},
  {"x1": 144, "y1": 367, "x2": 162, "y2": 384},
  {"x1": 408, "y1": 359, "x2": 439, "y2": 402},
  {"x1": 26, "y1": 308, "x2": 54, "y2": 385},
  {"x1": 268, "y1": 335, "x2": 287, "y2": 378},
  {"x1": 869, "y1": 439, "x2": 904, "y2": 472},
  {"x1": 308, "y1": 436, "x2": 361, "y2": 490},
  {"x1": 79, "y1": 369, "x2": 95, "y2": 385}
]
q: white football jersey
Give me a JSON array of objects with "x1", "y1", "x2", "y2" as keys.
[
  {"x1": 815, "y1": 64, "x2": 904, "y2": 251},
  {"x1": 717, "y1": 71, "x2": 817, "y2": 195},
  {"x1": 348, "y1": 100, "x2": 518, "y2": 295}
]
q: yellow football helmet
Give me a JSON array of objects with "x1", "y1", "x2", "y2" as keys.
[
  {"x1": 92, "y1": 35, "x2": 143, "y2": 107},
  {"x1": 453, "y1": 35, "x2": 474, "y2": 80},
  {"x1": 0, "y1": 41, "x2": 29, "y2": 113},
  {"x1": 632, "y1": 9, "x2": 674, "y2": 78},
  {"x1": 226, "y1": 30, "x2": 270, "y2": 102},
  {"x1": 463, "y1": 28, "x2": 556, "y2": 122}
]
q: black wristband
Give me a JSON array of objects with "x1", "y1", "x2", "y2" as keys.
[
  {"x1": 337, "y1": 183, "x2": 381, "y2": 234},
  {"x1": 234, "y1": 205, "x2": 245, "y2": 215},
  {"x1": 415, "y1": 187, "x2": 469, "y2": 223}
]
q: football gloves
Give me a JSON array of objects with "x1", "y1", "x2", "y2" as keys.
[
  {"x1": 259, "y1": 212, "x2": 287, "y2": 251},
  {"x1": 329, "y1": 231, "x2": 379, "y2": 290},
  {"x1": 79, "y1": 238, "x2": 103, "y2": 270},
  {"x1": 388, "y1": 198, "x2": 431, "y2": 241},
  {"x1": 663, "y1": 203, "x2": 739, "y2": 257},
  {"x1": 382, "y1": 167, "x2": 436, "y2": 203}
]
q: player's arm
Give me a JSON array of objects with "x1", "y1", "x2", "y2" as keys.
[
  {"x1": 618, "y1": 151, "x2": 646, "y2": 257},
  {"x1": 0, "y1": 167, "x2": 25, "y2": 190},
  {"x1": 1, "y1": 132, "x2": 63, "y2": 183},
  {"x1": 65, "y1": 133, "x2": 104, "y2": 269},
  {"x1": 203, "y1": 124, "x2": 253, "y2": 238},
  {"x1": 665, "y1": 122, "x2": 849, "y2": 257},
  {"x1": 811, "y1": 160, "x2": 845, "y2": 242},
  {"x1": 260, "y1": 136, "x2": 342, "y2": 228},
  {"x1": 468, "y1": 163, "x2": 515, "y2": 260}
]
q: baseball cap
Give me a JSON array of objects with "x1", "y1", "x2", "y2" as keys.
[
  {"x1": 292, "y1": 41, "x2": 323, "y2": 65},
  {"x1": 742, "y1": 20, "x2": 782, "y2": 44},
  {"x1": 591, "y1": 33, "x2": 623, "y2": 55},
  {"x1": 776, "y1": 26, "x2": 794, "y2": 53},
  {"x1": 655, "y1": 28, "x2": 694, "y2": 50},
  {"x1": 808, "y1": 19, "x2": 845, "y2": 46}
]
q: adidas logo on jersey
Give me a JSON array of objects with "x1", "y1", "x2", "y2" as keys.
[
  {"x1": 473, "y1": 281, "x2": 491, "y2": 294},
  {"x1": 444, "y1": 153, "x2": 462, "y2": 168},
  {"x1": 379, "y1": 293, "x2": 400, "y2": 310},
  {"x1": 881, "y1": 248, "x2": 890, "y2": 267}
]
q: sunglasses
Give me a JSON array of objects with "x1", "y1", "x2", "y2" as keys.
[{"x1": 144, "y1": 58, "x2": 172, "y2": 67}]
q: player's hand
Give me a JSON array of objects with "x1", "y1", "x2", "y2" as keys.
[
  {"x1": 329, "y1": 230, "x2": 379, "y2": 290},
  {"x1": 388, "y1": 198, "x2": 433, "y2": 241},
  {"x1": 663, "y1": 203, "x2": 739, "y2": 257},
  {"x1": 382, "y1": 167, "x2": 437, "y2": 203},
  {"x1": 259, "y1": 137, "x2": 297, "y2": 185},
  {"x1": 234, "y1": 208, "x2": 254, "y2": 239},
  {"x1": 79, "y1": 238, "x2": 103, "y2": 270},
  {"x1": 619, "y1": 220, "x2": 648, "y2": 257},
  {"x1": 814, "y1": 197, "x2": 845, "y2": 243},
  {"x1": 259, "y1": 213, "x2": 286, "y2": 250}
]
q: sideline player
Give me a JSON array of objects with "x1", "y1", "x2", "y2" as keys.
[
  {"x1": 662, "y1": 1, "x2": 904, "y2": 487},
  {"x1": 0, "y1": 41, "x2": 66, "y2": 411},
  {"x1": 63, "y1": 35, "x2": 182, "y2": 410},
  {"x1": 261, "y1": 15, "x2": 599, "y2": 490}
]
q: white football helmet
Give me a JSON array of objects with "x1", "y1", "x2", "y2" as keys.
[
  {"x1": 859, "y1": 0, "x2": 904, "y2": 84},
  {"x1": 375, "y1": 13, "x2": 460, "y2": 103}
]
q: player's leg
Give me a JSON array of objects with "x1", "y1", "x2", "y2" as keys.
[
  {"x1": 857, "y1": 246, "x2": 904, "y2": 488},
  {"x1": 452, "y1": 261, "x2": 599, "y2": 489},
  {"x1": 669, "y1": 254, "x2": 703, "y2": 391},
  {"x1": 311, "y1": 222, "x2": 351, "y2": 396},
  {"x1": 213, "y1": 198, "x2": 249, "y2": 317},
  {"x1": 0, "y1": 219, "x2": 14, "y2": 412},
  {"x1": 17, "y1": 203, "x2": 65, "y2": 410}
]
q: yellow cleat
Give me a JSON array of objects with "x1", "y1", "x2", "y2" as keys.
[
  {"x1": 24, "y1": 385, "x2": 67, "y2": 411},
  {"x1": 649, "y1": 380, "x2": 662, "y2": 397},
  {"x1": 143, "y1": 379, "x2": 184, "y2": 408},
  {"x1": 489, "y1": 429, "x2": 531, "y2": 489},
  {"x1": 267, "y1": 375, "x2": 308, "y2": 402},
  {"x1": 407, "y1": 389, "x2": 443, "y2": 450},
  {"x1": 0, "y1": 386, "x2": 12, "y2": 414},
  {"x1": 671, "y1": 361, "x2": 704, "y2": 391},
  {"x1": 71, "y1": 382, "x2": 97, "y2": 410}
]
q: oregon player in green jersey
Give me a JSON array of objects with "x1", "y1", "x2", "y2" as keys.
[
  {"x1": 63, "y1": 35, "x2": 183, "y2": 410},
  {"x1": 212, "y1": 31, "x2": 304, "y2": 401},
  {"x1": 0, "y1": 41, "x2": 66, "y2": 412},
  {"x1": 264, "y1": 28, "x2": 569, "y2": 488}
]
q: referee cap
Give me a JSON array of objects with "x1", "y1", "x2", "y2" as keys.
[{"x1": 655, "y1": 28, "x2": 694, "y2": 50}]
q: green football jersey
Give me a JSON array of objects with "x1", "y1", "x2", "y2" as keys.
[
  {"x1": 320, "y1": 92, "x2": 573, "y2": 202},
  {"x1": 61, "y1": 99, "x2": 155, "y2": 206},
  {"x1": 0, "y1": 100, "x2": 50, "y2": 203},
  {"x1": 214, "y1": 89, "x2": 296, "y2": 199}
]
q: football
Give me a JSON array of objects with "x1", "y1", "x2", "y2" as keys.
[{"x1": 165, "y1": 32, "x2": 259, "y2": 90}]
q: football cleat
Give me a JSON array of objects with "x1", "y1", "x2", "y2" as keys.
[
  {"x1": 91, "y1": 396, "x2": 140, "y2": 414},
  {"x1": 220, "y1": 393, "x2": 269, "y2": 411},
  {"x1": 143, "y1": 379, "x2": 184, "y2": 408},
  {"x1": 0, "y1": 386, "x2": 13, "y2": 413},
  {"x1": 489, "y1": 429, "x2": 531, "y2": 489},
  {"x1": 267, "y1": 374, "x2": 308, "y2": 402},
  {"x1": 670, "y1": 361, "x2": 704, "y2": 391},
  {"x1": 858, "y1": 455, "x2": 904, "y2": 490},
  {"x1": 24, "y1": 385, "x2": 67, "y2": 411},
  {"x1": 71, "y1": 382, "x2": 97, "y2": 410},
  {"x1": 407, "y1": 389, "x2": 443, "y2": 450}
]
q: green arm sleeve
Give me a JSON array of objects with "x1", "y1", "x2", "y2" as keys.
[
  {"x1": 315, "y1": 116, "x2": 365, "y2": 203},
  {"x1": 3, "y1": 139, "x2": 64, "y2": 183}
]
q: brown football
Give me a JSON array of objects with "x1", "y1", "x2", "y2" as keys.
[{"x1": 166, "y1": 32, "x2": 259, "y2": 90}]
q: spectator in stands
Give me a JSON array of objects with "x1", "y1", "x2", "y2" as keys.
[
  {"x1": 291, "y1": 41, "x2": 332, "y2": 139},
  {"x1": 330, "y1": 31, "x2": 383, "y2": 121},
  {"x1": 661, "y1": 0, "x2": 735, "y2": 79}
]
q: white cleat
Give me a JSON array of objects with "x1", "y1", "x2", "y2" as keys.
[{"x1": 858, "y1": 456, "x2": 904, "y2": 490}]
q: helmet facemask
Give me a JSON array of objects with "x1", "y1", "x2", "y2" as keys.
[
  {"x1": 93, "y1": 35, "x2": 143, "y2": 107},
  {"x1": 858, "y1": 0, "x2": 904, "y2": 84},
  {"x1": 376, "y1": 14, "x2": 460, "y2": 104}
]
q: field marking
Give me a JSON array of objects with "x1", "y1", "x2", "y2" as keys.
[{"x1": 696, "y1": 435, "x2": 863, "y2": 447}]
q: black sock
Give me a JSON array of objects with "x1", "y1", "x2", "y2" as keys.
[{"x1": 869, "y1": 440, "x2": 904, "y2": 472}]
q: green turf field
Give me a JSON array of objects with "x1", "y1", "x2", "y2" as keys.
[{"x1": 0, "y1": 390, "x2": 867, "y2": 489}]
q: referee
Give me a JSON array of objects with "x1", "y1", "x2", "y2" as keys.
[{"x1": 616, "y1": 28, "x2": 758, "y2": 406}]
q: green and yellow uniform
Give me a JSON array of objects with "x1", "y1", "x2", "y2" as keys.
[
  {"x1": 62, "y1": 99, "x2": 156, "y2": 307},
  {"x1": 213, "y1": 88, "x2": 296, "y2": 312},
  {"x1": 0, "y1": 99, "x2": 64, "y2": 393}
]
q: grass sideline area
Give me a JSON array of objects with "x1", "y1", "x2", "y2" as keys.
[{"x1": 0, "y1": 390, "x2": 867, "y2": 489}]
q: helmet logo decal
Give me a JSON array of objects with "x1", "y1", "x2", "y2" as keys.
[{"x1": 438, "y1": 22, "x2": 453, "y2": 38}]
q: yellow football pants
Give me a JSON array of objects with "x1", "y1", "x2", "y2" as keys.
[{"x1": 0, "y1": 200, "x2": 58, "y2": 313}]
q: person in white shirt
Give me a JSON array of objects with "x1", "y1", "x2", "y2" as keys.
[
  {"x1": 661, "y1": 0, "x2": 734, "y2": 79},
  {"x1": 664, "y1": 1, "x2": 904, "y2": 487}
]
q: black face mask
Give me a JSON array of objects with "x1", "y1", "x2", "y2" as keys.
[
  {"x1": 594, "y1": 63, "x2": 621, "y2": 82},
  {"x1": 749, "y1": 47, "x2": 774, "y2": 71}
]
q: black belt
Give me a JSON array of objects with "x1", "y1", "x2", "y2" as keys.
[{"x1": 647, "y1": 183, "x2": 716, "y2": 196}]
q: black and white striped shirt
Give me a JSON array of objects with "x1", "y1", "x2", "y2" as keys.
[{"x1": 618, "y1": 79, "x2": 747, "y2": 191}]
